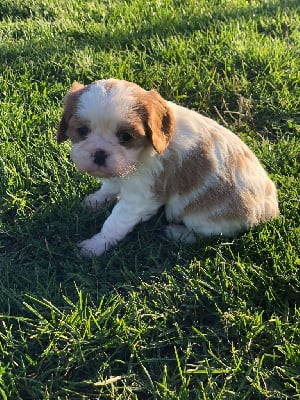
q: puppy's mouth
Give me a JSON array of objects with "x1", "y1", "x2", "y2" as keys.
[{"x1": 86, "y1": 161, "x2": 137, "y2": 178}]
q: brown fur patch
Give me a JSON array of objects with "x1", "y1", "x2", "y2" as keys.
[
  {"x1": 116, "y1": 119, "x2": 150, "y2": 150},
  {"x1": 64, "y1": 116, "x2": 91, "y2": 143},
  {"x1": 181, "y1": 145, "x2": 265, "y2": 224},
  {"x1": 154, "y1": 139, "x2": 215, "y2": 202},
  {"x1": 57, "y1": 82, "x2": 86, "y2": 144},
  {"x1": 182, "y1": 179, "x2": 246, "y2": 221},
  {"x1": 135, "y1": 90, "x2": 175, "y2": 154}
]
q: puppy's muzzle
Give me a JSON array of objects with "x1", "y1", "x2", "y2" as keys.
[{"x1": 94, "y1": 150, "x2": 107, "y2": 166}]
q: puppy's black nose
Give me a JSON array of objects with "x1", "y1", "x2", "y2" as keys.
[{"x1": 94, "y1": 150, "x2": 107, "y2": 166}]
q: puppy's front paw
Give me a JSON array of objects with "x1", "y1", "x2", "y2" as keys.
[{"x1": 78, "y1": 237, "x2": 106, "y2": 257}]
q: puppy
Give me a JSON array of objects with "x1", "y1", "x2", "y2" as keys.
[{"x1": 57, "y1": 79, "x2": 279, "y2": 256}]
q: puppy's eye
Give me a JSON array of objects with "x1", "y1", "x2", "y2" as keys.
[
  {"x1": 77, "y1": 126, "x2": 89, "y2": 138},
  {"x1": 119, "y1": 131, "x2": 133, "y2": 144}
]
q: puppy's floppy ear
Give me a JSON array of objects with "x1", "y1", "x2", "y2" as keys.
[
  {"x1": 57, "y1": 82, "x2": 85, "y2": 144},
  {"x1": 143, "y1": 89, "x2": 175, "y2": 154}
]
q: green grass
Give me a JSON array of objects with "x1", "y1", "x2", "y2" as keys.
[{"x1": 0, "y1": 0, "x2": 299, "y2": 398}]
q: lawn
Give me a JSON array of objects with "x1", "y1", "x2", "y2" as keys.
[{"x1": 0, "y1": 0, "x2": 299, "y2": 398}]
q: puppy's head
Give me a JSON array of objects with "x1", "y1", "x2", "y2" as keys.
[{"x1": 57, "y1": 79, "x2": 175, "y2": 178}]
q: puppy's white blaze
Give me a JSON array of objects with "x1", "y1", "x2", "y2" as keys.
[{"x1": 77, "y1": 80, "x2": 137, "y2": 124}]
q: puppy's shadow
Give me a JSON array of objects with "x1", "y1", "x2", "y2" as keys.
[{"x1": 0, "y1": 192, "x2": 224, "y2": 309}]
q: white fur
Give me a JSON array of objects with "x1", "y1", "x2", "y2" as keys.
[{"x1": 77, "y1": 80, "x2": 137, "y2": 124}]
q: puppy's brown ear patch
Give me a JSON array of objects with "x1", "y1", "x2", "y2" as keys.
[
  {"x1": 69, "y1": 81, "x2": 85, "y2": 93},
  {"x1": 142, "y1": 89, "x2": 175, "y2": 154},
  {"x1": 57, "y1": 82, "x2": 85, "y2": 144}
]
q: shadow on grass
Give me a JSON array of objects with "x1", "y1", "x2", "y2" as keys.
[
  {"x1": 0, "y1": 190, "x2": 235, "y2": 314},
  {"x1": 1, "y1": 0, "x2": 299, "y2": 66},
  {"x1": 2, "y1": 0, "x2": 299, "y2": 52}
]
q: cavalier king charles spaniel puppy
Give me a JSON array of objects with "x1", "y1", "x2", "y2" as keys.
[{"x1": 57, "y1": 79, "x2": 279, "y2": 257}]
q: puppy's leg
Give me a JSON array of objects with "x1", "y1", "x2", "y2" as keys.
[
  {"x1": 79, "y1": 199, "x2": 161, "y2": 257},
  {"x1": 165, "y1": 224, "x2": 196, "y2": 243},
  {"x1": 83, "y1": 180, "x2": 120, "y2": 209}
]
